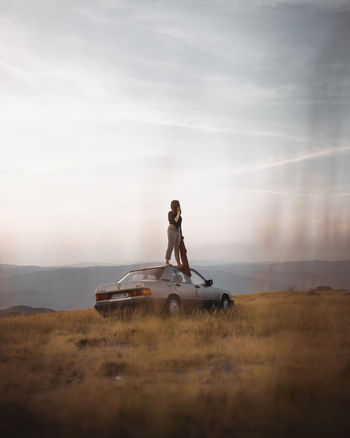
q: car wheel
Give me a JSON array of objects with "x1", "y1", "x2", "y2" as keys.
[
  {"x1": 166, "y1": 296, "x2": 181, "y2": 316},
  {"x1": 221, "y1": 295, "x2": 232, "y2": 311}
]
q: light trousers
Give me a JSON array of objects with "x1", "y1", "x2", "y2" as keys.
[{"x1": 165, "y1": 224, "x2": 181, "y2": 261}]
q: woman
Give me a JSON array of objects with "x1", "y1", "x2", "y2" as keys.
[{"x1": 165, "y1": 200, "x2": 183, "y2": 266}]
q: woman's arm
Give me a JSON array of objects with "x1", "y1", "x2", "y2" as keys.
[
  {"x1": 169, "y1": 208, "x2": 181, "y2": 224},
  {"x1": 174, "y1": 208, "x2": 181, "y2": 222}
]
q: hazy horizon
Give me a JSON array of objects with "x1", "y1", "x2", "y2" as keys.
[
  {"x1": 2, "y1": 255, "x2": 350, "y2": 269},
  {"x1": 1, "y1": 0, "x2": 349, "y2": 266}
]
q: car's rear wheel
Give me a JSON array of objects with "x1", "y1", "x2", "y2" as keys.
[
  {"x1": 166, "y1": 296, "x2": 181, "y2": 317},
  {"x1": 221, "y1": 295, "x2": 232, "y2": 312}
]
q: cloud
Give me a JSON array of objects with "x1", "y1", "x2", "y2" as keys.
[
  {"x1": 230, "y1": 145, "x2": 350, "y2": 176},
  {"x1": 244, "y1": 189, "x2": 350, "y2": 197}
]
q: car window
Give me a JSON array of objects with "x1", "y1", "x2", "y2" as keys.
[
  {"x1": 144, "y1": 274, "x2": 158, "y2": 280},
  {"x1": 118, "y1": 272, "x2": 135, "y2": 283},
  {"x1": 171, "y1": 272, "x2": 179, "y2": 283},
  {"x1": 176, "y1": 270, "x2": 190, "y2": 284},
  {"x1": 118, "y1": 267, "x2": 164, "y2": 283},
  {"x1": 130, "y1": 272, "x2": 144, "y2": 282},
  {"x1": 190, "y1": 270, "x2": 206, "y2": 285}
]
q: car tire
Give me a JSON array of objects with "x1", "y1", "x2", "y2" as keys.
[
  {"x1": 221, "y1": 295, "x2": 232, "y2": 312},
  {"x1": 166, "y1": 296, "x2": 181, "y2": 317}
]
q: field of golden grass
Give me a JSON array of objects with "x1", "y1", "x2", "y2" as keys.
[{"x1": 0, "y1": 290, "x2": 349, "y2": 437}]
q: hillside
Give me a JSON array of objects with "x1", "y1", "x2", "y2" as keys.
[
  {"x1": 0, "y1": 290, "x2": 349, "y2": 437},
  {"x1": 0, "y1": 260, "x2": 349, "y2": 310},
  {"x1": 0, "y1": 305, "x2": 55, "y2": 316}
]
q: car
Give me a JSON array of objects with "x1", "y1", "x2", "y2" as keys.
[{"x1": 94, "y1": 265, "x2": 234, "y2": 316}]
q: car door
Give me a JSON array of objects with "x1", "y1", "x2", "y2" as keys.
[
  {"x1": 190, "y1": 269, "x2": 216, "y2": 308},
  {"x1": 173, "y1": 269, "x2": 197, "y2": 309}
]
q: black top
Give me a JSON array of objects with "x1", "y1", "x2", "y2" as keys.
[{"x1": 168, "y1": 210, "x2": 182, "y2": 230}]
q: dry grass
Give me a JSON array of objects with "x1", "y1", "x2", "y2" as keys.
[{"x1": 0, "y1": 290, "x2": 349, "y2": 437}]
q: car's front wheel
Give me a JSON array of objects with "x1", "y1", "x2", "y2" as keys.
[{"x1": 166, "y1": 296, "x2": 181, "y2": 317}]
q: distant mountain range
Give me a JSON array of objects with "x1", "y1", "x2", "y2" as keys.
[
  {"x1": 0, "y1": 305, "x2": 55, "y2": 316},
  {"x1": 0, "y1": 260, "x2": 349, "y2": 311}
]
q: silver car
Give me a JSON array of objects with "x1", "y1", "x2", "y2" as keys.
[{"x1": 94, "y1": 265, "x2": 234, "y2": 316}]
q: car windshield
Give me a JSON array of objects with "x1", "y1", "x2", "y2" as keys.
[
  {"x1": 117, "y1": 267, "x2": 164, "y2": 283},
  {"x1": 190, "y1": 270, "x2": 207, "y2": 285}
]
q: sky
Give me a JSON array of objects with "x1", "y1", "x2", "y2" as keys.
[{"x1": 1, "y1": 0, "x2": 350, "y2": 266}]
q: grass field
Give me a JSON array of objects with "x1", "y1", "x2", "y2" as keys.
[{"x1": 0, "y1": 290, "x2": 349, "y2": 437}]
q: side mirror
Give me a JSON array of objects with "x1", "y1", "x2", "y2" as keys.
[{"x1": 205, "y1": 279, "x2": 213, "y2": 286}]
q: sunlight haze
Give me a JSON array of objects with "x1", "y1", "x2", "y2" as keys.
[{"x1": 1, "y1": 0, "x2": 349, "y2": 265}]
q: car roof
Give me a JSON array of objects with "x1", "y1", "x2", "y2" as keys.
[
  {"x1": 129, "y1": 265, "x2": 166, "y2": 272},
  {"x1": 127, "y1": 265, "x2": 191, "y2": 280}
]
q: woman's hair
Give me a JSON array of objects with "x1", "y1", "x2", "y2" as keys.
[{"x1": 170, "y1": 200, "x2": 180, "y2": 211}]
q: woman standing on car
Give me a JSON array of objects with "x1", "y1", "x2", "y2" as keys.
[{"x1": 165, "y1": 200, "x2": 183, "y2": 267}]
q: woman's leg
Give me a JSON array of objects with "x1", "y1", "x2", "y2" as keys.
[
  {"x1": 174, "y1": 232, "x2": 182, "y2": 265},
  {"x1": 165, "y1": 227, "x2": 177, "y2": 262}
]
